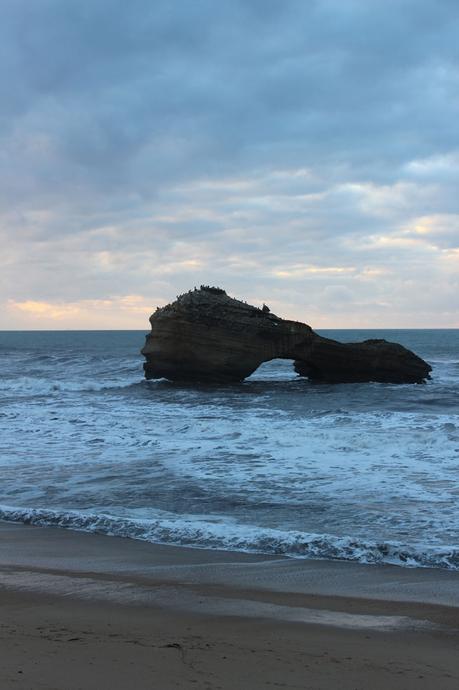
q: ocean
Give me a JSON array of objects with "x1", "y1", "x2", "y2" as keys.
[{"x1": 0, "y1": 329, "x2": 458, "y2": 570}]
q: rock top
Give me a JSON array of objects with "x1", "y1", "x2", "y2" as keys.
[{"x1": 142, "y1": 287, "x2": 432, "y2": 384}]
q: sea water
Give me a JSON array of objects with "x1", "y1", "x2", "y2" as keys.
[{"x1": 0, "y1": 329, "x2": 458, "y2": 570}]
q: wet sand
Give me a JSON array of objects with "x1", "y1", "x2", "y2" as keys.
[{"x1": 1, "y1": 521, "x2": 459, "y2": 689}]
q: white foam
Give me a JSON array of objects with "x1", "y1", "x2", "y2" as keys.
[
  {"x1": 0, "y1": 375, "x2": 144, "y2": 396},
  {"x1": 0, "y1": 504, "x2": 458, "y2": 570}
]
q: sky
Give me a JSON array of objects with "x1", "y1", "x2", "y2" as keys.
[{"x1": 2, "y1": 0, "x2": 459, "y2": 329}]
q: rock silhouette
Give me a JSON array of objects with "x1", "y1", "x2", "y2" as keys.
[{"x1": 142, "y1": 287, "x2": 431, "y2": 384}]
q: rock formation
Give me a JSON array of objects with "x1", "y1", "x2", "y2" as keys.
[{"x1": 142, "y1": 287, "x2": 431, "y2": 384}]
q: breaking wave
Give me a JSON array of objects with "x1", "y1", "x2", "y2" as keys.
[
  {"x1": 0, "y1": 376, "x2": 145, "y2": 396},
  {"x1": 1, "y1": 505, "x2": 458, "y2": 571}
]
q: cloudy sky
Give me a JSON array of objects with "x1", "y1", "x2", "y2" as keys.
[{"x1": 2, "y1": 0, "x2": 459, "y2": 329}]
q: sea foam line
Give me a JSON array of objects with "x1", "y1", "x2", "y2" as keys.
[
  {"x1": 0, "y1": 376, "x2": 147, "y2": 395},
  {"x1": 0, "y1": 505, "x2": 458, "y2": 572}
]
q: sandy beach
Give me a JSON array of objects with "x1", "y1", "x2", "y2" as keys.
[{"x1": 0, "y1": 522, "x2": 458, "y2": 689}]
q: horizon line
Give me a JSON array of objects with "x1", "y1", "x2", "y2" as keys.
[{"x1": 1, "y1": 327, "x2": 458, "y2": 333}]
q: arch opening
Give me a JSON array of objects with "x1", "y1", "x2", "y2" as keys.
[{"x1": 246, "y1": 358, "x2": 298, "y2": 382}]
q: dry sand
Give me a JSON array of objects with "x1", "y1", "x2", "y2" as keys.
[{"x1": 1, "y1": 521, "x2": 458, "y2": 689}]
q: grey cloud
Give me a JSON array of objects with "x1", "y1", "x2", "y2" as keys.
[{"x1": 3, "y1": 1, "x2": 459, "y2": 193}]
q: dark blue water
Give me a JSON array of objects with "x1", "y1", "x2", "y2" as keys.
[{"x1": 0, "y1": 330, "x2": 458, "y2": 569}]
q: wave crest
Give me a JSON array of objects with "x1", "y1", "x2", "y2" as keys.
[
  {"x1": 0, "y1": 376, "x2": 145, "y2": 395},
  {"x1": 1, "y1": 505, "x2": 457, "y2": 571}
]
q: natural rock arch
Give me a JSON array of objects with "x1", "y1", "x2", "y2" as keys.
[{"x1": 142, "y1": 287, "x2": 431, "y2": 384}]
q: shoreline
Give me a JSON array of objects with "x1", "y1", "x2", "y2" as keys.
[
  {"x1": 1, "y1": 521, "x2": 459, "y2": 688},
  {"x1": 2, "y1": 520, "x2": 459, "y2": 606}
]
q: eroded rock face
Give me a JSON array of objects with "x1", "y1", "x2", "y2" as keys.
[{"x1": 142, "y1": 287, "x2": 432, "y2": 384}]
